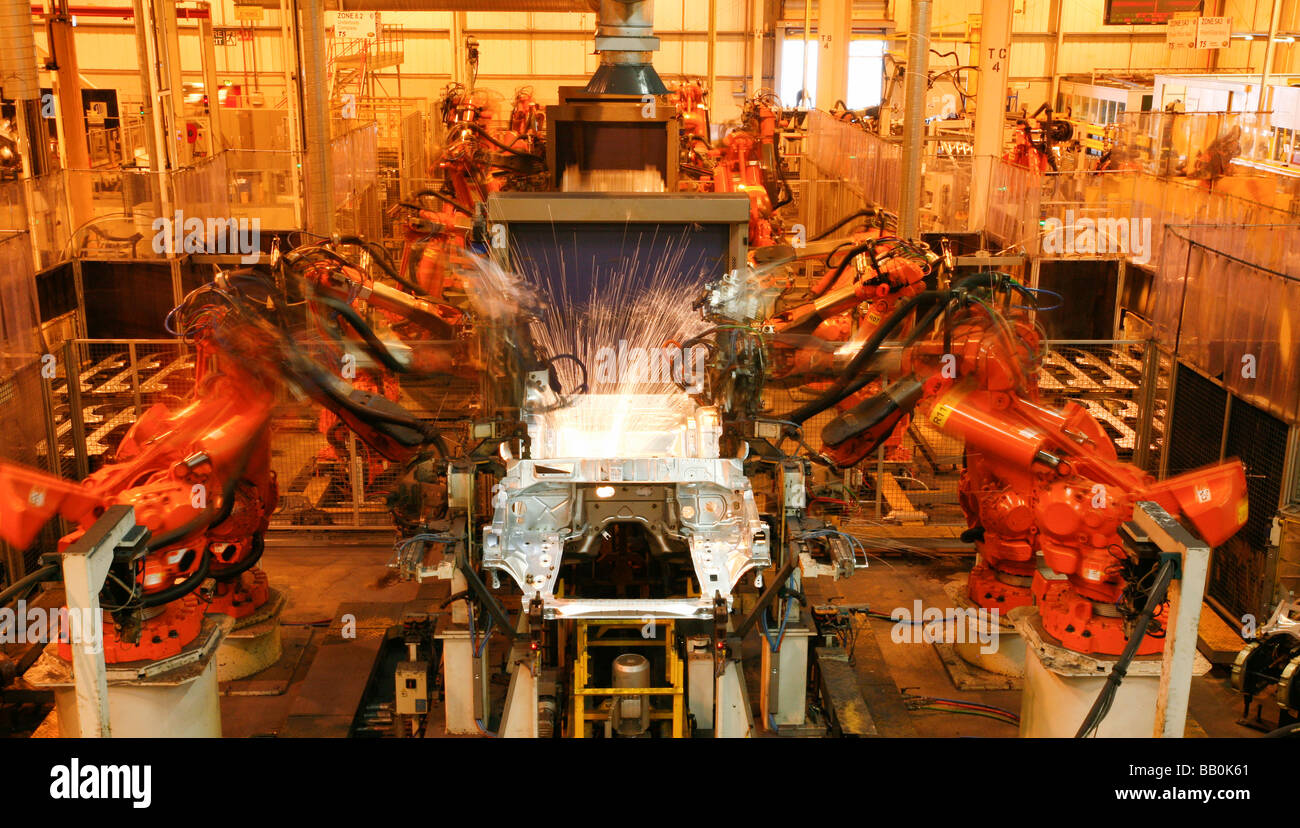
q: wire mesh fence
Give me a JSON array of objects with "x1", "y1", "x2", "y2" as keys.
[
  {"x1": 800, "y1": 109, "x2": 977, "y2": 235},
  {"x1": 1164, "y1": 360, "x2": 1297, "y2": 625},
  {"x1": 0, "y1": 360, "x2": 62, "y2": 585},
  {"x1": 1146, "y1": 222, "x2": 1300, "y2": 624}
]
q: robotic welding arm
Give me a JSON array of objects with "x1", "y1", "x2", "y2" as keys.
[{"x1": 792, "y1": 268, "x2": 1247, "y2": 654}]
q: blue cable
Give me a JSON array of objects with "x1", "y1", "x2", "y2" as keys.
[
  {"x1": 462, "y1": 603, "x2": 495, "y2": 736},
  {"x1": 466, "y1": 602, "x2": 490, "y2": 657},
  {"x1": 1011, "y1": 286, "x2": 1064, "y2": 311},
  {"x1": 759, "y1": 596, "x2": 794, "y2": 653},
  {"x1": 397, "y1": 533, "x2": 459, "y2": 550},
  {"x1": 760, "y1": 601, "x2": 794, "y2": 734}
]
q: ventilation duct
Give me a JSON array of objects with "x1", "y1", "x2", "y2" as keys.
[
  {"x1": 0, "y1": 0, "x2": 51, "y2": 176},
  {"x1": 585, "y1": 0, "x2": 667, "y2": 96},
  {"x1": 301, "y1": 1, "x2": 335, "y2": 235}
]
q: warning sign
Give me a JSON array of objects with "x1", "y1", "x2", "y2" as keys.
[
  {"x1": 1196, "y1": 16, "x2": 1232, "y2": 50},
  {"x1": 331, "y1": 11, "x2": 377, "y2": 40},
  {"x1": 1166, "y1": 16, "x2": 1197, "y2": 48},
  {"x1": 1168, "y1": 16, "x2": 1232, "y2": 50}
]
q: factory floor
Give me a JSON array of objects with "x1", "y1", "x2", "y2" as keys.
[{"x1": 215, "y1": 538, "x2": 1261, "y2": 739}]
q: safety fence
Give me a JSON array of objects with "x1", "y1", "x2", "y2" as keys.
[
  {"x1": 986, "y1": 158, "x2": 1042, "y2": 254},
  {"x1": 801, "y1": 110, "x2": 1297, "y2": 269},
  {"x1": 0, "y1": 232, "x2": 51, "y2": 586},
  {"x1": 328, "y1": 121, "x2": 381, "y2": 238},
  {"x1": 1163, "y1": 359, "x2": 1298, "y2": 625},
  {"x1": 1152, "y1": 225, "x2": 1300, "y2": 424},
  {"x1": 0, "y1": 173, "x2": 73, "y2": 270},
  {"x1": 803, "y1": 109, "x2": 902, "y2": 220},
  {"x1": 1146, "y1": 223, "x2": 1300, "y2": 625},
  {"x1": 0, "y1": 232, "x2": 41, "y2": 379},
  {"x1": 1113, "y1": 110, "x2": 1293, "y2": 199},
  {"x1": 0, "y1": 122, "x2": 383, "y2": 272},
  {"x1": 987, "y1": 164, "x2": 1294, "y2": 265},
  {"x1": 226, "y1": 149, "x2": 301, "y2": 229}
]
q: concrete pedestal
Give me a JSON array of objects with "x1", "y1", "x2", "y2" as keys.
[
  {"x1": 1011, "y1": 606, "x2": 1210, "y2": 738},
  {"x1": 944, "y1": 577, "x2": 1025, "y2": 677},
  {"x1": 216, "y1": 588, "x2": 285, "y2": 682},
  {"x1": 26, "y1": 615, "x2": 229, "y2": 738}
]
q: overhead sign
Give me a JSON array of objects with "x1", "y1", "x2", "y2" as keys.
[
  {"x1": 1168, "y1": 16, "x2": 1231, "y2": 49},
  {"x1": 1196, "y1": 16, "x2": 1231, "y2": 49},
  {"x1": 1166, "y1": 16, "x2": 1197, "y2": 47},
  {"x1": 331, "y1": 11, "x2": 377, "y2": 40},
  {"x1": 233, "y1": 5, "x2": 263, "y2": 23}
]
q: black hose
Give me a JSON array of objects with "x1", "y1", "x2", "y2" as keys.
[
  {"x1": 336, "y1": 234, "x2": 427, "y2": 297},
  {"x1": 210, "y1": 532, "x2": 265, "y2": 580},
  {"x1": 546, "y1": 353, "x2": 589, "y2": 396},
  {"x1": 289, "y1": 354, "x2": 447, "y2": 458},
  {"x1": 786, "y1": 289, "x2": 947, "y2": 424},
  {"x1": 312, "y1": 295, "x2": 410, "y2": 375},
  {"x1": 1265, "y1": 721, "x2": 1300, "y2": 738},
  {"x1": 140, "y1": 549, "x2": 212, "y2": 608},
  {"x1": 811, "y1": 209, "x2": 877, "y2": 243},
  {"x1": 464, "y1": 121, "x2": 545, "y2": 162},
  {"x1": 146, "y1": 429, "x2": 261, "y2": 554},
  {"x1": 412, "y1": 188, "x2": 472, "y2": 217},
  {"x1": 0, "y1": 563, "x2": 59, "y2": 608},
  {"x1": 813, "y1": 241, "x2": 878, "y2": 296},
  {"x1": 823, "y1": 241, "x2": 855, "y2": 270},
  {"x1": 1075, "y1": 559, "x2": 1177, "y2": 738},
  {"x1": 785, "y1": 271, "x2": 1013, "y2": 424},
  {"x1": 831, "y1": 298, "x2": 949, "y2": 407},
  {"x1": 440, "y1": 589, "x2": 471, "y2": 609}
]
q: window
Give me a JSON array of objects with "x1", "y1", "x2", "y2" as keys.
[
  {"x1": 846, "y1": 40, "x2": 885, "y2": 110},
  {"x1": 779, "y1": 33, "x2": 818, "y2": 108},
  {"x1": 779, "y1": 31, "x2": 884, "y2": 111}
]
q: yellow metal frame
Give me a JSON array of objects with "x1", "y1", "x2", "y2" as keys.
[{"x1": 571, "y1": 619, "x2": 685, "y2": 738}]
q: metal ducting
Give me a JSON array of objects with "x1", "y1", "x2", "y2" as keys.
[
  {"x1": 585, "y1": 0, "x2": 667, "y2": 96},
  {"x1": 301, "y1": 1, "x2": 336, "y2": 236},
  {"x1": 0, "y1": 0, "x2": 51, "y2": 176}
]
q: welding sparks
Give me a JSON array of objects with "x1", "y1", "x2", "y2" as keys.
[{"x1": 512, "y1": 225, "x2": 717, "y2": 458}]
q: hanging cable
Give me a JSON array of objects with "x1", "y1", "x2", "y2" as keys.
[{"x1": 1075, "y1": 559, "x2": 1176, "y2": 738}]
